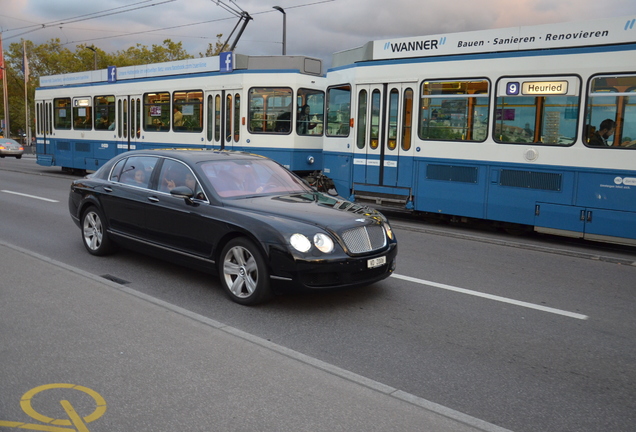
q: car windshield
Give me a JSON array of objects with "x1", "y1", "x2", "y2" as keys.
[{"x1": 200, "y1": 159, "x2": 312, "y2": 198}]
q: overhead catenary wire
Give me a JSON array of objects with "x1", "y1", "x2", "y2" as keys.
[
  {"x1": 2, "y1": 0, "x2": 177, "y2": 41},
  {"x1": 2, "y1": 0, "x2": 336, "y2": 48}
]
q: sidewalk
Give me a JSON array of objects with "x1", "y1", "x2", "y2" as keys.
[{"x1": 0, "y1": 240, "x2": 512, "y2": 432}]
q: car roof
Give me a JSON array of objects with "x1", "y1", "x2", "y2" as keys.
[{"x1": 120, "y1": 149, "x2": 267, "y2": 164}]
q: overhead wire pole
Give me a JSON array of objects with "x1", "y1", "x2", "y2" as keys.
[{"x1": 214, "y1": 0, "x2": 252, "y2": 52}]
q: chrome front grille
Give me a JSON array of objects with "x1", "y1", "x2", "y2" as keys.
[{"x1": 340, "y1": 225, "x2": 387, "y2": 254}]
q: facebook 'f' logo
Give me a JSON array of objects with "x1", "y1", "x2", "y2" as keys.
[
  {"x1": 107, "y1": 66, "x2": 117, "y2": 83},
  {"x1": 220, "y1": 52, "x2": 233, "y2": 73}
]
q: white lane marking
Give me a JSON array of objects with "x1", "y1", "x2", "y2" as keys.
[
  {"x1": 1, "y1": 190, "x2": 59, "y2": 203},
  {"x1": 392, "y1": 273, "x2": 589, "y2": 320}
]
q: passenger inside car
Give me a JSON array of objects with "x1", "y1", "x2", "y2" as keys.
[
  {"x1": 159, "y1": 160, "x2": 188, "y2": 192},
  {"x1": 133, "y1": 169, "x2": 146, "y2": 186}
]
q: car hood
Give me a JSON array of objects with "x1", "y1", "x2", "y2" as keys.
[{"x1": 225, "y1": 192, "x2": 387, "y2": 231}]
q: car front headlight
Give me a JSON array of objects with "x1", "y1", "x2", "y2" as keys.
[
  {"x1": 290, "y1": 232, "x2": 335, "y2": 254},
  {"x1": 290, "y1": 233, "x2": 312, "y2": 253},
  {"x1": 313, "y1": 233, "x2": 334, "y2": 253}
]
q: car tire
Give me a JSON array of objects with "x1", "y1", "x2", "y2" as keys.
[
  {"x1": 81, "y1": 206, "x2": 116, "y2": 256},
  {"x1": 219, "y1": 237, "x2": 272, "y2": 305}
]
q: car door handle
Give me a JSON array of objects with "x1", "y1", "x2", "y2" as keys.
[
  {"x1": 148, "y1": 196, "x2": 160, "y2": 203},
  {"x1": 104, "y1": 186, "x2": 113, "y2": 193}
]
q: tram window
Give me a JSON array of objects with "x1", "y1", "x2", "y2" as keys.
[
  {"x1": 136, "y1": 98, "x2": 141, "y2": 138},
  {"x1": 233, "y1": 93, "x2": 240, "y2": 142},
  {"x1": 356, "y1": 90, "x2": 368, "y2": 149},
  {"x1": 36, "y1": 103, "x2": 42, "y2": 135},
  {"x1": 387, "y1": 88, "x2": 399, "y2": 150},
  {"x1": 72, "y1": 98, "x2": 92, "y2": 131},
  {"x1": 144, "y1": 92, "x2": 170, "y2": 132},
  {"x1": 215, "y1": 95, "x2": 221, "y2": 142},
  {"x1": 173, "y1": 90, "x2": 203, "y2": 133},
  {"x1": 122, "y1": 99, "x2": 128, "y2": 139},
  {"x1": 47, "y1": 102, "x2": 53, "y2": 135},
  {"x1": 248, "y1": 87, "x2": 293, "y2": 134},
  {"x1": 207, "y1": 95, "x2": 213, "y2": 142},
  {"x1": 326, "y1": 84, "x2": 351, "y2": 137},
  {"x1": 94, "y1": 95, "x2": 115, "y2": 130},
  {"x1": 117, "y1": 100, "x2": 122, "y2": 138},
  {"x1": 370, "y1": 89, "x2": 381, "y2": 149},
  {"x1": 401, "y1": 88, "x2": 414, "y2": 151},
  {"x1": 495, "y1": 77, "x2": 579, "y2": 146},
  {"x1": 585, "y1": 75, "x2": 636, "y2": 148},
  {"x1": 297, "y1": 88, "x2": 325, "y2": 136},
  {"x1": 54, "y1": 98, "x2": 71, "y2": 130},
  {"x1": 419, "y1": 80, "x2": 489, "y2": 142},
  {"x1": 225, "y1": 94, "x2": 232, "y2": 142}
]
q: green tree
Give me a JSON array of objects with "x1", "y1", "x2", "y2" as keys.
[
  {"x1": 112, "y1": 39, "x2": 193, "y2": 66},
  {"x1": 199, "y1": 34, "x2": 226, "y2": 57},
  {"x1": 1, "y1": 40, "x2": 37, "y2": 139},
  {"x1": 0, "y1": 37, "x2": 222, "y2": 138}
]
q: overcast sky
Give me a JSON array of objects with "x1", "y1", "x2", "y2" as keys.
[{"x1": 2, "y1": 0, "x2": 636, "y2": 69}]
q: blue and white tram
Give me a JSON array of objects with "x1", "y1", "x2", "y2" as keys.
[
  {"x1": 34, "y1": 53, "x2": 325, "y2": 174},
  {"x1": 323, "y1": 16, "x2": 636, "y2": 246}
]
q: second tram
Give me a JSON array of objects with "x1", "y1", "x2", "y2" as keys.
[{"x1": 34, "y1": 53, "x2": 325, "y2": 175}]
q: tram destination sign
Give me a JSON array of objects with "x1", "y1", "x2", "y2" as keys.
[
  {"x1": 521, "y1": 81, "x2": 568, "y2": 95},
  {"x1": 373, "y1": 15, "x2": 636, "y2": 60}
]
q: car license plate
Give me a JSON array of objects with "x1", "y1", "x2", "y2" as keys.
[{"x1": 367, "y1": 256, "x2": 386, "y2": 269}]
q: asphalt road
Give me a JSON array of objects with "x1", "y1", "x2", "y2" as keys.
[{"x1": 1, "y1": 156, "x2": 635, "y2": 432}]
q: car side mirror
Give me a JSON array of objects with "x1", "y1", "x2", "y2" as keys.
[
  {"x1": 170, "y1": 186, "x2": 197, "y2": 206},
  {"x1": 170, "y1": 186, "x2": 194, "y2": 198}
]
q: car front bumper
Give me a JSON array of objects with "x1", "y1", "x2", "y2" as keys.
[{"x1": 269, "y1": 243, "x2": 398, "y2": 290}]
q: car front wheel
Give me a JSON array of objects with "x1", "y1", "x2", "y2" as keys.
[
  {"x1": 81, "y1": 206, "x2": 115, "y2": 256},
  {"x1": 219, "y1": 238, "x2": 272, "y2": 305}
]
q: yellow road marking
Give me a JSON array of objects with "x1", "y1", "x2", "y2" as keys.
[{"x1": 1, "y1": 383, "x2": 107, "y2": 431}]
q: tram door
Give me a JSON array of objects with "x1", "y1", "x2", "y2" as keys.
[
  {"x1": 206, "y1": 89, "x2": 241, "y2": 150},
  {"x1": 36, "y1": 99, "x2": 53, "y2": 156},
  {"x1": 116, "y1": 95, "x2": 142, "y2": 153},
  {"x1": 353, "y1": 83, "x2": 415, "y2": 188}
]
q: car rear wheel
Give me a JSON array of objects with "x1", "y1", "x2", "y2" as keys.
[
  {"x1": 81, "y1": 206, "x2": 115, "y2": 256},
  {"x1": 219, "y1": 238, "x2": 272, "y2": 305}
]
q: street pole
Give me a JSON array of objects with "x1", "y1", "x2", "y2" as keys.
[
  {"x1": 273, "y1": 6, "x2": 286, "y2": 55},
  {"x1": 86, "y1": 46, "x2": 97, "y2": 70},
  {"x1": 1, "y1": 33, "x2": 9, "y2": 138},
  {"x1": 23, "y1": 40, "x2": 29, "y2": 146},
  {"x1": 1, "y1": 67, "x2": 8, "y2": 138}
]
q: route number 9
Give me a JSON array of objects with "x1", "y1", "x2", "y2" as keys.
[{"x1": 506, "y1": 82, "x2": 520, "y2": 95}]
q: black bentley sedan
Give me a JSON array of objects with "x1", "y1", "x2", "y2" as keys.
[{"x1": 69, "y1": 150, "x2": 397, "y2": 305}]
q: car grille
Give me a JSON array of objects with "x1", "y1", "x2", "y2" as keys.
[{"x1": 340, "y1": 225, "x2": 386, "y2": 254}]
